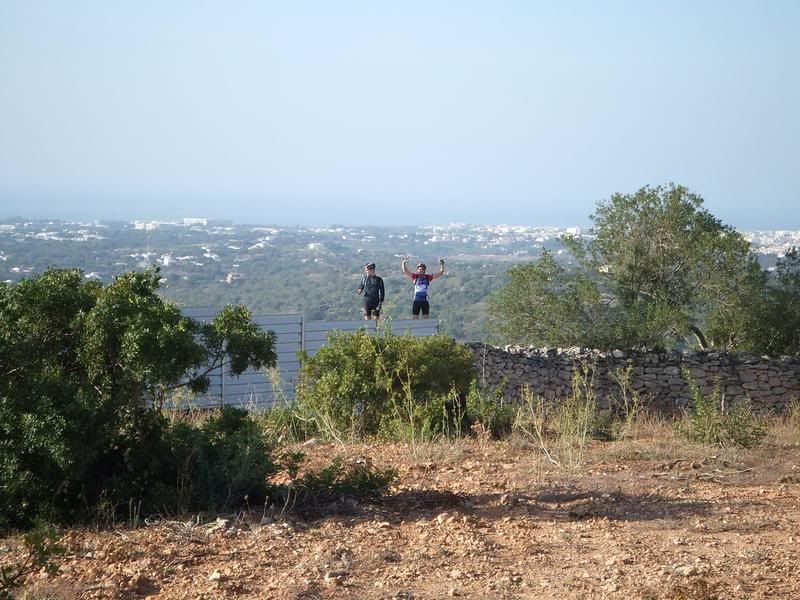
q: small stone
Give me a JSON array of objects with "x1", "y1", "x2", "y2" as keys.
[{"x1": 676, "y1": 565, "x2": 698, "y2": 577}]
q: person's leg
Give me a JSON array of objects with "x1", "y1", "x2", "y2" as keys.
[
  {"x1": 412, "y1": 301, "x2": 421, "y2": 320},
  {"x1": 363, "y1": 298, "x2": 373, "y2": 320},
  {"x1": 421, "y1": 301, "x2": 430, "y2": 319}
]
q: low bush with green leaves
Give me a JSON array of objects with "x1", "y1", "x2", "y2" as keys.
[
  {"x1": 0, "y1": 519, "x2": 64, "y2": 600},
  {"x1": 296, "y1": 329, "x2": 475, "y2": 438},
  {"x1": 16, "y1": 405, "x2": 277, "y2": 524},
  {"x1": 679, "y1": 371, "x2": 766, "y2": 448},
  {"x1": 466, "y1": 380, "x2": 516, "y2": 438},
  {"x1": 272, "y1": 452, "x2": 397, "y2": 514}
]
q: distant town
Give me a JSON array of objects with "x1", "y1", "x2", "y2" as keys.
[{"x1": 0, "y1": 218, "x2": 576, "y2": 283}]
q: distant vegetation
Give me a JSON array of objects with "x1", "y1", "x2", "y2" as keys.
[
  {"x1": 1, "y1": 203, "x2": 797, "y2": 344},
  {"x1": 0, "y1": 220, "x2": 574, "y2": 340}
]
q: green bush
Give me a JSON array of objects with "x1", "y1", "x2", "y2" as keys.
[
  {"x1": 379, "y1": 391, "x2": 473, "y2": 442},
  {"x1": 193, "y1": 407, "x2": 274, "y2": 511},
  {"x1": 0, "y1": 269, "x2": 276, "y2": 528},
  {"x1": 272, "y1": 453, "x2": 397, "y2": 513},
  {"x1": 296, "y1": 329, "x2": 475, "y2": 437},
  {"x1": 91, "y1": 406, "x2": 274, "y2": 517},
  {"x1": 466, "y1": 380, "x2": 516, "y2": 438},
  {"x1": 0, "y1": 518, "x2": 64, "y2": 599},
  {"x1": 257, "y1": 403, "x2": 320, "y2": 444},
  {"x1": 679, "y1": 371, "x2": 766, "y2": 448}
]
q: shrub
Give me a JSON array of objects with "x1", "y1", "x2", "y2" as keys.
[
  {"x1": 512, "y1": 365, "x2": 599, "y2": 468},
  {"x1": 93, "y1": 406, "x2": 274, "y2": 517},
  {"x1": 380, "y1": 390, "x2": 474, "y2": 442},
  {"x1": 679, "y1": 371, "x2": 766, "y2": 448},
  {"x1": 296, "y1": 329, "x2": 475, "y2": 437},
  {"x1": 0, "y1": 519, "x2": 64, "y2": 599},
  {"x1": 602, "y1": 361, "x2": 647, "y2": 441},
  {"x1": 272, "y1": 453, "x2": 397, "y2": 513},
  {"x1": 466, "y1": 380, "x2": 516, "y2": 438},
  {"x1": 0, "y1": 269, "x2": 276, "y2": 528},
  {"x1": 194, "y1": 406, "x2": 274, "y2": 511}
]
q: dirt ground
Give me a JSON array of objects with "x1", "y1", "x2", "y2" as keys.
[{"x1": 5, "y1": 432, "x2": 800, "y2": 599}]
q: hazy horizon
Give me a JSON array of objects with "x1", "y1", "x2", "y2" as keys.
[
  {"x1": 2, "y1": 2, "x2": 799, "y2": 229},
  {"x1": 6, "y1": 213, "x2": 800, "y2": 234}
]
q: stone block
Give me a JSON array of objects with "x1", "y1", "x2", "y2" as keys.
[{"x1": 738, "y1": 370, "x2": 758, "y2": 383}]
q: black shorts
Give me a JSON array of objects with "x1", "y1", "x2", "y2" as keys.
[
  {"x1": 412, "y1": 300, "x2": 430, "y2": 316},
  {"x1": 364, "y1": 297, "x2": 381, "y2": 317}
]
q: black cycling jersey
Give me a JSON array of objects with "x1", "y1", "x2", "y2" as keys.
[{"x1": 359, "y1": 275, "x2": 385, "y2": 302}]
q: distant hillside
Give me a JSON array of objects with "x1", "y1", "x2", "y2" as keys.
[{"x1": 2, "y1": 219, "x2": 798, "y2": 341}]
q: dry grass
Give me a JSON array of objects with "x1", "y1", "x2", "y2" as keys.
[
  {"x1": 401, "y1": 437, "x2": 473, "y2": 466},
  {"x1": 765, "y1": 400, "x2": 800, "y2": 448}
]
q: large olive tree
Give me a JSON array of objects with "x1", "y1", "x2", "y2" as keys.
[{"x1": 490, "y1": 185, "x2": 769, "y2": 351}]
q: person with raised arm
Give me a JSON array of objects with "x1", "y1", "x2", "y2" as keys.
[{"x1": 401, "y1": 256, "x2": 445, "y2": 319}]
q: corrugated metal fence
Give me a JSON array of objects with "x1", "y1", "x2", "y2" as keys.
[{"x1": 180, "y1": 308, "x2": 440, "y2": 409}]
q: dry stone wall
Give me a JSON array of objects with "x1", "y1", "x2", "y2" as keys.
[{"x1": 467, "y1": 343, "x2": 800, "y2": 413}]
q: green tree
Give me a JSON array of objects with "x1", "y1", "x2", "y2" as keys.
[
  {"x1": 0, "y1": 268, "x2": 277, "y2": 527},
  {"x1": 487, "y1": 250, "x2": 615, "y2": 348},
  {"x1": 490, "y1": 185, "x2": 767, "y2": 350},
  {"x1": 741, "y1": 247, "x2": 800, "y2": 355}
]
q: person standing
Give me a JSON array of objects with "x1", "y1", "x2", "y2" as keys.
[
  {"x1": 356, "y1": 262, "x2": 385, "y2": 320},
  {"x1": 401, "y1": 256, "x2": 445, "y2": 319}
]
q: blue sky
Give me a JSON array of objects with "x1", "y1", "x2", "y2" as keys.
[{"x1": 1, "y1": 1, "x2": 798, "y2": 228}]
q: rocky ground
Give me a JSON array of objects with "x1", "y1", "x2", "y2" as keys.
[{"x1": 4, "y1": 428, "x2": 800, "y2": 599}]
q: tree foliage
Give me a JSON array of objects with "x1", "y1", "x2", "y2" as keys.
[
  {"x1": 490, "y1": 185, "x2": 792, "y2": 353},
  {"x1": 486, "y1": 250, "x2": 615, "y2": 348},
  {"x1": 0, "y1": 268, "x2": 277, "y2": 527},
  {"x1": 742, "y1": 247, "x2": 800, "y2": 355}
]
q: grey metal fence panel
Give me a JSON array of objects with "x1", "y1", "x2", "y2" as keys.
[
  {"x1": 304, "y1": 320, "x2": 377, "y2": 332},
  {"x1": 387, "y1": 319, "x2": 440, "y2": 336},
  {"x1": 180, "y1": 310, "x2": 438, "y2": 409}
]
